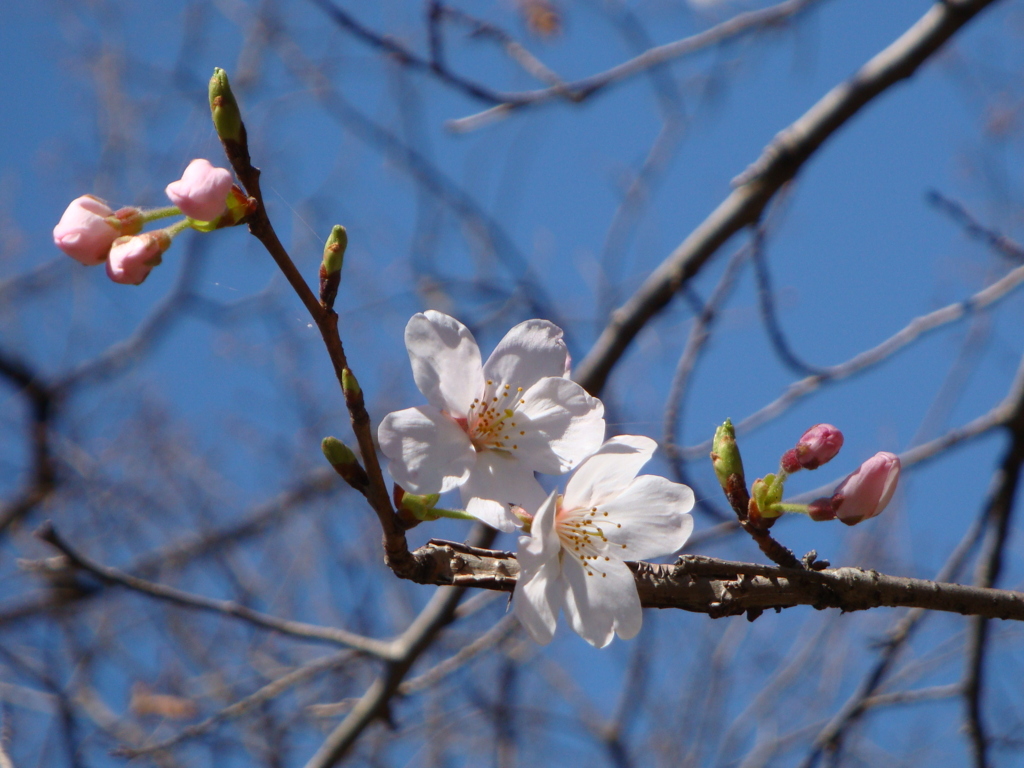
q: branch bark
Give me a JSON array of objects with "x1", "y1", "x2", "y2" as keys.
[{"x1": 401, "y1": 542, "x2": 1024, "y2": 622}]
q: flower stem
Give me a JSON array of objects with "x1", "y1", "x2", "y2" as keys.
[
  {"x1": 772, "y1": 502, "x2": 811, "y2": 515},
  {"x1": 430, "y1": 508, "x2": 478, "y2": 521},
  {"x1": 142, "y1": 206, "x2": 181, "y2": 223},
  {"x1": 165, "y1": 219, "x2": 193, "y2": 239}
]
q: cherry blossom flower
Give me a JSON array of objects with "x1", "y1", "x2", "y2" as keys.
[
  {"x1": 106, "y1": 231, "x2": 170, "y2": 285},
  {"x1": 53, "y1": 195, "x2": 122, "y2": 265},
  {"x1": 165, "y1": 159, "x2": 234, "y2": 221},
  {"x1": 378, "y1": 311, "x2": 605, "y2": 531},
  {"x1": 514, "y1": 435, "x2": 694, "y2": 647}
]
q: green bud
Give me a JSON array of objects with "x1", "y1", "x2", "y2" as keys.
[
  {"x1": 399, "y1": 491, "x2": 442, "y2": 521},
  {"x1": 751, "y1": 473, "x2": 784, "y2": 519},
  {"x1": 319, "y1": 226, "x2": 347, "y2": 310},
  {"x1": 321, "y1": 436, "x2": 368, "y2": 492},
  {"x1": 321, "y1": 436, "x2": 357, "y2": 466},
  {"x1": 710, "y1": 419, "x2": 744, "y2": 491},
  {"x1": 322, "y1": 225, "x2": 348, "y2": 275},
  {"x1": 342, "y1": 368, "x2": 361, "y2": 398},
  {"x1": 209, "y1": 68, "x2": 243, "y2": 143}
]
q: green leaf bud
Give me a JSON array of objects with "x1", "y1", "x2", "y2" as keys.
[
  {"x1": 710, "y1": 419, "x2": 744, "y2": 491},
  {"x1": 321, "y1": 436, "x2": 368, "y2": 492},
  {"x1": 322, "y1": 225, "x2": 348, "y2": 275},
  {"x1": 342, "y1": 368, "x2": 361, "y2": 398},
  {"x1": 321, "y1": 436, "x2": 357, "y2": 466},
  {"x1": 209, "y1": 68, "x2": 243, "y2": 143}
]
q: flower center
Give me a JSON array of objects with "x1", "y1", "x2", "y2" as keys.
[
  {"x1": 556, "y1": 501, "x2": 625, "y2": 578},
  {"x1": 465, "y1": 380, "x2": 527, "y2": 453}
]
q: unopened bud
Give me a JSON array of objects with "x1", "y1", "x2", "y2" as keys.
[
  {"x1": 832, "y1": 451, "x2": 901, "y2": 526},
  {"x1": 710, "y1": 419, "x2": 744, "y2": 491},
  {"x1": 113, "y1": 207, "x2": 144, "y2": 237},
  {"x1": 319, "y1": 225, "x2": 347, "y2": 310},
  {"x1": 321, "y1": 436, "x2": 357, "y2": 466},
  {"x1": 209, "y1": 68, "x2": 243, "y2": 143},
  {"x1": 782, "y1": 423, "x2": 844, "y2": 473},
  {"x1": 322, "y1": 225, "x2": 348, "y2": 275},
  {"x1": 342, "y1": 368, "x2": 361, "y2": 398},
  {"x1": 321, "y1": 436, "x2": 369, "y2": 492}
]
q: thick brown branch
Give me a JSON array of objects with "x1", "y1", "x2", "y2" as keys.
[{"x1": 399, "y1": 543, "x2": 1024, "y2": 622}]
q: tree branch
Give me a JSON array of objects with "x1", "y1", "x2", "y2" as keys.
[
  {"x1": 574, "y1": 0, "x2": 1001, "y2": 396},
  {"x1": 35, "y1": 522, "x2": 394, "y2": 658},
  {"x1": 394, "y1": 542, "x2": 1024, "y2": 622}
]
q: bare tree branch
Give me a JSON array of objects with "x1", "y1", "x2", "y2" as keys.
[
  {"x1": 963, "y1": 363, "x2": 1024, "y2": 767},
  {"x1": 681, "y1": 257, "x2": 1024, "y2": 460},
  {"x1": 35, "y1": 522, "x2": 394, "y2": 658},
  {"x1": 391, "y1": 542, "x2": 1024, "y2": 622},
  {"x1": 447, "y1": 0, "x2": 826, "y2": 131},
  {"x1": 575, "y1": 0, "x2": 1002, "y2": 396},
  {"x1": 302, "y1": 526, "x2": 497, "y2": 768}
]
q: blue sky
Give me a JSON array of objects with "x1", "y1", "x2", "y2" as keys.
[{"x1": 2, "y1": 1, "x2": 1024, "y2": 765}]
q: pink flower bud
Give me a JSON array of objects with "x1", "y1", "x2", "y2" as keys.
[
  {"x1": 832, "y1": 451, "x2": 900, "y2": 526},
  {"x1": 53, "y1": 195, "x2": 121, "y2": 265},
  {"x1": 105, "y1": 231, "x2": 170, "y2": 285},
  {"x1": 782, "y1": 423, "x2": 844, "y2": 472},
  {"x1": 165, "y1": 159, "x2": 233, "y2": 221}
]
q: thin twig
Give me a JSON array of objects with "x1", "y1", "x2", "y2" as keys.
[
  {"x1": 35, "y1": 522, "x2": 393, "y2": 658},
  {"x1": 118, "y1": 650, "x2": 357, "y2": 757},
  {"x1": 448, "y1": 0, "x2": 826, "y2": 131},
  {"x1": 679, "y1": 258, "x2": 1024, "y2": 460},
  {"x1": 213, "y1": 70, "x2": 413, "y2": 575},
  {"x1": 662, "y1": 243, "x2": 752, "y2": 521},
  {"x1": 750, "y1": 223, "x2": 828, "y2": 376},
  {"x1": 928, "y1": 190, "x2": 1024, "y2": 263},
  {"x1": 963, "y1": 362, "x2": 1024, "y2": 768}
]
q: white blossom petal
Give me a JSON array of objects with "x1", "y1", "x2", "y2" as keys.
[
  {"x1": 599, "y1": 475, "x2": 695, "y2": 560},
  {"x1": 561, "y1": 554, "x2": 642, "y2": 648},
  {"x1": 461, "y1": 451, "x2": 547, "y2": 531},
  {"x1": 515, "y1": 377, "x2": 605, "y2": 475},
  {"x1": 562, "y1": 435, "x2": 657, "y2": 510},
  {"x1": 513, "y1": 492, "x2": 563, "y2": 644},
  {"x1": 482, "y1": 319, "x2": 569, "y2": 392},
  {"x1": 405, "y1": 311, "x2": 483, "y2": 417},
  {"x1": 378, "y1": 406, "x2": 475, "y2": 493}
]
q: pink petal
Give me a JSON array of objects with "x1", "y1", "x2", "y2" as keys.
[
  {"x1": 405, "y1": 311, "x2": 484, "y2": 418},
  {"x1": 562, "y1": 435, "x2": 656, "y2": 510},
  {"x1": 598, "y1": 475, "x2": 694, "y2": 560},
  {"x1": 53, "y1": 195, "x2": 119, "y2": 265},
  {"x1": 105, "y1": 232, "x2": 168, "y2": 285},
  {"x1": 561, "y1": 554, "x2": 641, "y2": 648},
  {"x1": 483, "y1": 319, "x2": 569, "y2": 392},
  {"x1": 378, "y1": 405, "x2": 475, "y2": 494},
  {"x1": 461, "y1": 451, "x2": 547, "y2": 532},
  {"x1": 165, "y1": 159, "x2": 233, "y2": 221},
  {"x1": 513, "y1": 492, "x2": 563, "y2": 644},
  {"x1": 514, "y1": 377, "x2": 605, "y2": 475}
]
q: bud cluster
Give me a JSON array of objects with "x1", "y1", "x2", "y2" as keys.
[
  {"x1": 52, "y1": 70, "x2": 255, "y2": 286},
  {"x1": 712, "y1": 420, "x2": 901, "y2": 529}
]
